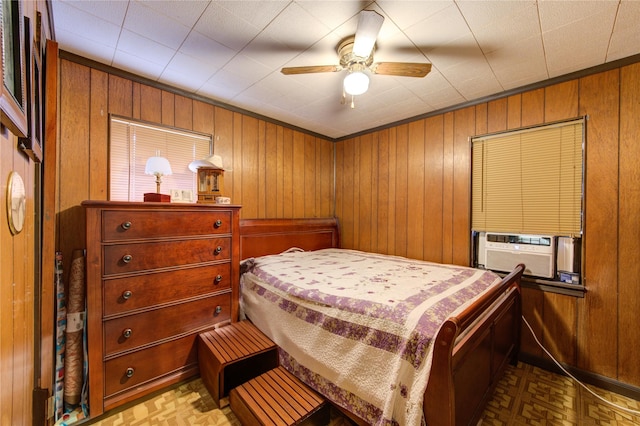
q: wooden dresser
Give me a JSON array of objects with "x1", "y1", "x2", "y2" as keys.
[{"x1": 82, "y1": 201, "x2": 240, "y2": 417}]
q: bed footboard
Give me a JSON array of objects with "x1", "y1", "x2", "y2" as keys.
[{"x1": 424, "y1": 264, "x2": 524, "y2": 426}]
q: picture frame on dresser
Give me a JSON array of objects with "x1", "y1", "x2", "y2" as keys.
[{"x1": 0, "y1": 0, "x2": 28, "y2": 138}]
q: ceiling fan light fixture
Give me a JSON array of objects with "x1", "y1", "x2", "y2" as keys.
[{"x1": 344, "y1": 71, "x2": 369, "y2": 95}]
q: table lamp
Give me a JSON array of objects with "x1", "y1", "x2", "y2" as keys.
[{"x1": 143, "y1": 154, "x2": 172, "y2": 202}]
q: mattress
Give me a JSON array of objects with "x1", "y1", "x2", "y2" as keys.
[{"x1": 239, "y1": 248, "x2": 501, "y2": 426}]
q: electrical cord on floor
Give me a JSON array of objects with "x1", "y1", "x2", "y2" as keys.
[{"x1": 521, "y1": 315, "x2": 640, "y2": 416}]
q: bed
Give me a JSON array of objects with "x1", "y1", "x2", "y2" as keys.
[{"x1": 238, "y1": 218, "x2": 524, "y2": 426}]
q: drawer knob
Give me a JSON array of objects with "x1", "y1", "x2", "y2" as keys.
[
  {"x1": 122, "y1": 328, "x2": 132, "y2": 339},
  {"x1": 214, "y1": 246, "x2": 222, "y2": 255},
  {"x1": 122, "y1": 254, "x2": 133, "y2": 263},
  {"x1": 214, "y1": 275, "x2": 223, "y2": 284},
  {"x1": 121, "y1": 221, "x2": 132, "y2": 230},
  {"x1": 122, "y1": 290, "x2": 132, "y2": 300},
  {"x1": 125, "y1": 367, "x2": 135, "y2": 378},
  {"x1": 214, "y1": 305, "x2": 222, "y2": 315},
  {"x1": 214, "y1": 219, "x2": 223, "y2": 228}
]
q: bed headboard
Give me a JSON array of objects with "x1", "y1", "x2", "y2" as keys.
[{"x1": 239, "y1": 218, "x2": 339, "y2": 260}]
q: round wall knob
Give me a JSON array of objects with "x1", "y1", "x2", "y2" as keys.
[
  {"x1": 214, "y1": 275, "x2": 223, "y2": 284},
  {"x1": 122, "y1": 290, "x2": 132, "y2": 300},
  {"x1": 123, "y1": 328, "x2": 132, "y2": 338},
  {"x1": 122, "y1": 254, "x2": 132, "y2": 263},
  {"x1": 125, "y1": 367, "x2": 134, "y2": 378},
  {"x1": 214, "y1": 246, "x2": 222, "y2": 255},
  {"x1": 214, "y1": 219, "x2": 222, "y2": 228},
  {"x1": 121, "y1": 221, "x2": 132, "y2": 230}
]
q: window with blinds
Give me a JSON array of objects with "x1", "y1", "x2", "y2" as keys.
[
  {"x1": 471, "y1": 118, "x2": 584, "y2": 236},
  {"x1": 110, "y1": 116, "x2": 212, "y2": 202}
]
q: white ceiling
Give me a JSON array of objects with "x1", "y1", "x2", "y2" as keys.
[{"x1": 50, "y1": 0, "x2": 640, "y2": 139}]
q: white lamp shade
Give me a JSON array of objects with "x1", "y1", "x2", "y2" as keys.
[
  {"x1": 188, "y1": 154, "x2": 224, "y2": 172},
  {"x1": 145, "y1": 156, "x2": 172, "y2": 175},
  {"x1": 344, "y1": 71, "x2": 369, "y2": 95}
]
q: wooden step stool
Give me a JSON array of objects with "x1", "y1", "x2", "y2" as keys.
[
  {"x1": 230, "y1": 366, "x2": 329, "y2": 426},
  {"x1": 198, "y1": 320, "x2": 278, "y2": 407}
]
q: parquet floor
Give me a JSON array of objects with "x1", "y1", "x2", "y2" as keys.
[
  {"x1": 482, "y1": 362, "x2": 640, "y2": 425},
  {"x1": 86, "y1": 362, "x2": 640, "y2": 426}
]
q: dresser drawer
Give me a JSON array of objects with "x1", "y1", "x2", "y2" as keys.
[
  {"x1": 104, "y1": 293, "x2": 230, "y2": 356},
  {"x1": 103, "y1": 237, "x2": 231, "y2": 275},
  {"x1": 104, "y1": 334, "x2": 198, "y2": 397},
  {"x1": 102, "y1": 210, "x2": 232, "y2": 241},
  {"x1": 103, "y1": 263, "x2": 232, "y2": 316}
]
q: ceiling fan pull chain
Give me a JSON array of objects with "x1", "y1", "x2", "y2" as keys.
[{"x1": 350, "y1": 96, "x2": 356, "y2": 109}]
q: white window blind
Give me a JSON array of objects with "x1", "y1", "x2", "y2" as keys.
[
  {"x1": 109, "y1": 117, "x2": 212, "y2": 202},
  {"x1": 471, "y1": 119, "x2": 584, "y2": 236}
]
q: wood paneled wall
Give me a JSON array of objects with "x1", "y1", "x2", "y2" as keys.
[
  {"x1": 57, "y1": 55, "x2": 639, "y2": 394},
  {"x1": 56, "y1": 57, "x2": 334, "y2": 289},
  {"x1": 0, "y1": 133, "x2": 36, "y2": 425},
  {"x1": 0, "y1": 2, "x2": 52, "y2": 424},
  {"x1": 335, "y1": 63, "x2": 640, "y2": 388}
]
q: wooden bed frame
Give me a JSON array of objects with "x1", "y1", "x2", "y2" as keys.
[{"x1": 239, "y1": 217, "x2": 524, "y2": 426}]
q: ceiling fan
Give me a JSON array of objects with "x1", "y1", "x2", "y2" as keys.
[{"x1": 281, "y1": 10, "x2": 432, "y2": 107}]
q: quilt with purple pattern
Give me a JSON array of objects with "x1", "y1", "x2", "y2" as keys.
[{"x1": 239, "y1": 248, "x2": 501, "y2": 426}]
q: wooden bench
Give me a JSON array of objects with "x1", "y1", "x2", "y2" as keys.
[
  {"x1": 229, "y1": 366, "x2": 329, "y2": 426},
  {"x1": 198, "y1": 321, "x2": 278, "y2": 407}
]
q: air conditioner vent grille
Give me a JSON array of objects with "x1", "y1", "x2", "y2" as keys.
[{"x1": 485, "y1": 249, "x2": 554, "y2": 278}]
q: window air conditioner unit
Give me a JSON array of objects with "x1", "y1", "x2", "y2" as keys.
[{"x1": 481, "y1": 232, "x2": 555, "y2": 279}]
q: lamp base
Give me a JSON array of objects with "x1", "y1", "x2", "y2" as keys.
[{"x1": 144, "y1": 193, "x2": 171, "y2": 202}]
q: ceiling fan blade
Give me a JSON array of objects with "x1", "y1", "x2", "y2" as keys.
[
  {"x1": 352, "y1": 10, "x2": 384, "y2": 57},
  {"x1": 281, "y1": 65, "x2": 341, "y2": 75},
  {"x1": 372, "y1": 62, "x2": 432, "y2": 77}
]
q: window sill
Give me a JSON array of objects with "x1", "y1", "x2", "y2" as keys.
[
  {"x1": 520, "y1": 276, "x2": 586, "y2": 297},
  {"x1": 492, "y1": 271, "x2": 586, "y2": 298}
]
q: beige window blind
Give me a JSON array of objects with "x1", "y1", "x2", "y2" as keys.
[
  {"x1": 110, "y1": 116, "x2": 212, "y2": 202},
  {"x1": 472, "y1": 118, "x2": 584, "y2": 236}
]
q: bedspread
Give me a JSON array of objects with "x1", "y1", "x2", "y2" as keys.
[{"x1": 239, "y1": 248, "x2": 501, "y2": 426}]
